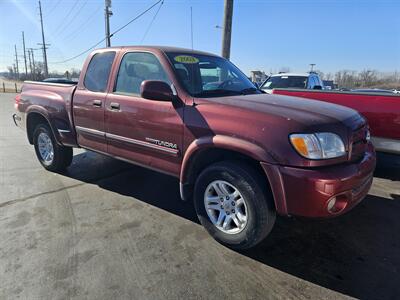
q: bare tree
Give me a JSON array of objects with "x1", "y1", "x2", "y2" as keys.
[
  {"x1": 359, "y1": 69, "x2": 377, "y2": 87},
  {"x1": 34, "y1": 62, "x2": 45, "y2": 80},
  {"x1": 7, "y1": 66, "x2": 15, "y2": 79}
]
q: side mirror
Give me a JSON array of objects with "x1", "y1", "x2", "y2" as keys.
[
  {"x1": 140, "y1": 80, "x2": 173, "y2": 101},
  {"x1": 313, "y1": 85, "x2": 322, "y2": 90}
]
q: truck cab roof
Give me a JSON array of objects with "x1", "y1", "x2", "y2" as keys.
[{"x1": 95, "y1": 45, "x2": 218, "y2": 57}]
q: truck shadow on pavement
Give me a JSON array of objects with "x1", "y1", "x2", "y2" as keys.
[{"x1": 64, "y1": 150, "x2": 400, "y2": 300}]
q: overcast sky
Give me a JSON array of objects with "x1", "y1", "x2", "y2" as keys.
[{"x1": 0, "y1": 0, "x2": 399, "y2": 75}]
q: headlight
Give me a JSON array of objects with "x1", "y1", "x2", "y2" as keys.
[{"x1": 290, "y1": 132, "x2": 346, "y2": 159}]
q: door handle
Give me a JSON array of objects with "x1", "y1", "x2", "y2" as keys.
[
  {"x1": 110, "y1": 102, "x2": 120, "y2": 110},
  {"x1": 93, "y1": 100, "x2": 102, "y2": 107}
]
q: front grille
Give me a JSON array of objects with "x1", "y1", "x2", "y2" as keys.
[{"x1": 350, "y1": 125, "x2": 368, "y2": 162}]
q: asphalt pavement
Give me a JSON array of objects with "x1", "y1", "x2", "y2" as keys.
[{"x1": 0, "y1": 93, "x2": 399, "y2": 299}]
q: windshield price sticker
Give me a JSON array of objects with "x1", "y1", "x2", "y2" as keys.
[{"x1": 174, "y1": 55, "x2": 199, "y2": 64}]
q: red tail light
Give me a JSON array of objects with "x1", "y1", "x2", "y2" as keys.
[{"x1": 14, "y1": 94, "x2": 21, "y2": 110}]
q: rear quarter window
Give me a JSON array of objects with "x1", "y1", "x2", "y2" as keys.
[{"x1": 84, "y1": 52, "x2": 116, "y2": 92}]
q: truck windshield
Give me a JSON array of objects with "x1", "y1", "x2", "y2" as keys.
[
  {"x1": 166, "y1": 52, "x2": 261, "y2": 97},
  {"x1": 261, "y1": 76, "x2": 307, "y2": 89}
]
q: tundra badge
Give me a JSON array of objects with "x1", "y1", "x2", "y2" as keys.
[{"x1": 145, "y1": 137, "x2": 178, "y2": 150}]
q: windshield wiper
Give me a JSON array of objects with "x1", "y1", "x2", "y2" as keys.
[
  {"x1": 194, "y1": 89, "x2": 243, "y2": 97},
  {"x1": 239, "y1": 87, "x2": 264, "y2": 95}
]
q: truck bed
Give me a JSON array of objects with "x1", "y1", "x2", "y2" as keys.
[{"x1": 16, "y1": 81, "x2": 78, "y2": 147}]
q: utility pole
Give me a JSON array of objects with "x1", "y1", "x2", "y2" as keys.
[
  {"x1": 28, "y1": 48, "x2": 36, "y2": 80},
  {"x1": 14, "y1": 45, "x2": 20, "y2": 80},
  {"x1": 27, "y1": 49, "x2": 33, "y2": 79},
  {"x1": 221, "y1": 0, "x2": 234, "y2": 60},
  {"x1": 31, "y1": 50, "x2": 36, "y2": 77},
  {"x1": 22, "y1": 31, "x2": 28, "y2": 77},
  {"x1": 38, "y1": 0, "x2": 49, "y2": 77},
  {"x1": 105, "y1": 0, "x2": 113, "y2": 47},
  {"x1": 310, "y1": 63, "x2": 316, "y2": 72}
]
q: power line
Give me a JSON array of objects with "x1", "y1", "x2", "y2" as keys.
[
  {"x1": 50, "y1": 38, "x2": 106, "y2": 64},
  {"x1": 140, "y1": 0, "x2": 164, "y2": 44},
  {"x1": 47, "y1": 0, "x2": 62, "y2": 15},
  {"x1": 110, "y1": 0, "x2": 162, "y2": 37},
  {"x1": 63, "y1": 5, "x2": 103, "y2": 42},
  {"x1": 56, "y1": 0, "x2": 89, "y2": 37},
  {"x1": 50, "y1": 0, "x2": 163, "y2": 64},
  {"x1": 52, "y1": 0, "x2": 80, "y2": 35}
]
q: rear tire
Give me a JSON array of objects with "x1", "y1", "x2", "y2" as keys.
[
  {"x1": 33, "y1": 124, "x2": 73, "y2": 172},
  {"x1": 194, "y1": 161, "x2": 276, "y2": 250}
]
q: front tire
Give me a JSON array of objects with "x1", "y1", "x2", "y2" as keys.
[
  {"x1": 194, "y1": 161, "x2": 276, "y2": 250},
  {"x1": 33, "y1": 124, "x2": 73, "y2": 172}
]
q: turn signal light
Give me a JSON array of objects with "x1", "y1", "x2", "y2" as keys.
[{"x1": 290, "y1": 136, "x2": 309, "y2": 157}]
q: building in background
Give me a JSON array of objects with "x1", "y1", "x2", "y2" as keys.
[
  {"x1": 250, "y1": 70, "x2": 268, "y2": 84},
  {"x1": 323, "y1": 80, "x2": 336, "y2": 90}
]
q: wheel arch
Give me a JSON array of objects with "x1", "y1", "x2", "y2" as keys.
[
  {"x1": 26, "y1": 110, "x2": 61, "y2": 145},
  {"x1": 179, "y1": 135, "x2": 276, "y2": 202}
]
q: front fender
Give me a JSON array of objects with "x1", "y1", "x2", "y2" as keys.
[{"x1": 180, "y1": 135, "x2": 277, "y2": 185}]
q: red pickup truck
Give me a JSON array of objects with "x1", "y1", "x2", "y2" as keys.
[
  {"x1": 13, "y1": 46, "x2": 375, "y2": 249},
  {"x1": 269, "y1": 88, "x2": 400, "y2": 159}
]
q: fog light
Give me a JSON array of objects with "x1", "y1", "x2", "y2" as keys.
[
  {"x1": 326, "y1": 194, "x2": 348, "y2": 214},
  {"x1": 327, "y1": 197, "x2": 336, "y2": 212}
]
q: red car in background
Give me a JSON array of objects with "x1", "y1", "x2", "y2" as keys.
[{"x1": 270, "y1": 88, "x2": 400, "y2": 162}]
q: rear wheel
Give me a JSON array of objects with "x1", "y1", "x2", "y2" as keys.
[
  {"x1": 194, "y1": 161, "x2": 276, "y2": 250},
  {"x1": 33, "y1": 124, "x2": 73, "y2": 172}
]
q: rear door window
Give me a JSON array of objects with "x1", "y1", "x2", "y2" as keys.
[{"x1": 84, "y1": 52, "x2": 116, "y2": 92}]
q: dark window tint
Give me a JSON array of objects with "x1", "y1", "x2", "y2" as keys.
[
  {"x1": 84, "y1": 52, "x2": 115, "y2": 92},
  {"x1": 115, "y1": 52, "x2": 170, "y2": 95}
]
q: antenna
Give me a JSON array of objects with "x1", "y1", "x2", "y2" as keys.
[
  {"x1": 190, "y1": 6, "x2": 197, "y2": 107},
  {"x1": 190, "y1": 6, "x2": 194, "y2": 50}
]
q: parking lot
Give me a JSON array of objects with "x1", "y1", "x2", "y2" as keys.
[{"x1": 0, "y1": 93, "x2": 399, "y2": 299}]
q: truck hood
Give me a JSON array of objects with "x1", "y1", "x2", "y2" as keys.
[{"x1": 203, "y1": 93, "x2": 365, "y2": 130}]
